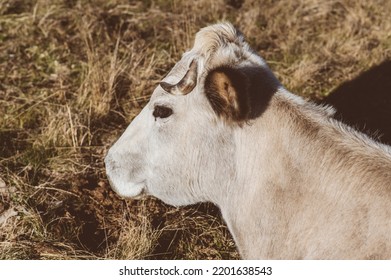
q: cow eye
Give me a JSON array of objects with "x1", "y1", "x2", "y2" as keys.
[{"x1": 153, "y1": 105, "x2": 173, "y2": 119}]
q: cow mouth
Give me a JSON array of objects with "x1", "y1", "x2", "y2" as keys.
[
  {"x1": 106, "y1": 174, "x2": 147, "y2": 199},
  {"x1": 131, "y1": 187, "x2": 148, "y2": 200}
]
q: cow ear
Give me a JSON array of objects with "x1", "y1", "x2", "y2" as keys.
[{"x1": 204, "y1": 65, "x2": 279, "y2": 123}]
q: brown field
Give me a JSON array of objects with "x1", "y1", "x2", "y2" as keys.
[{"x1": 0, "y1": 0, "x2": 390, "y2": 259}]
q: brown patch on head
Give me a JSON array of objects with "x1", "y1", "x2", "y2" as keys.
[
  {"x1": 205, "y1": 68, "x2": 245, "y2": 121},
  {"x1": 204, "y1": 65, "x2": 280, "y2": 123}
]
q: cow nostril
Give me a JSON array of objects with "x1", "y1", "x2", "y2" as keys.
[
  {"x1": 104, "y1": 156, "x2": 110, "y2": 168},
  {"x1": 104, "y1": 154, "x2": 116, "y2": 173}
]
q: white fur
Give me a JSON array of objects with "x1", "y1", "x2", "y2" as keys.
[{"x1": 105, "y1": 23, "x2": 391, "y2": 259}]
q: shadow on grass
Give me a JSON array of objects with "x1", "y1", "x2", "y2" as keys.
[
  {"x1": 321, "y1": 60, "x2": 391, "y2": 146},
  {"x1": 148, "y1": 202, "x2": 239, "y2": 260}
]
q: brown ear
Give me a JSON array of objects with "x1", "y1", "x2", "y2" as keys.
[{"x1": 204, "y1": 65, "x2": 279, "y2": 122}]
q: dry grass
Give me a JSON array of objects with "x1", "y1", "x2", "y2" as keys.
[{"x1": 0, "y1": 0, "x2": 390, "y2": 259}]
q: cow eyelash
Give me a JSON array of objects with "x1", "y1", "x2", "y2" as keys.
[{"x1": 153, "y1": 105, "x2": 173, "y2": 119}]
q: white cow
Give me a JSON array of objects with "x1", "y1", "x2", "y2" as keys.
[{"x1": 105, "y1": 23, "x2": 391, "y2": 259}]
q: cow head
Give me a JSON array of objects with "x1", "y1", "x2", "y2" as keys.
[{"x1": 105, "y1": 23, "x2": 280, "y2": 206}]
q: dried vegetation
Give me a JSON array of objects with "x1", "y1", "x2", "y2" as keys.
[{"x1": 0, "y1": 0, "x2": 390, "y2": 259}]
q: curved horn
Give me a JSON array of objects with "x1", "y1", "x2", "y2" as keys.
[{"x1": 160, "y1": 59, "x2": 198, "y2": 95}]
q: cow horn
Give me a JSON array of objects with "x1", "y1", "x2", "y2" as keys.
[{"x1": 160, "y1": 59, "x2": 198, "y2": 95}]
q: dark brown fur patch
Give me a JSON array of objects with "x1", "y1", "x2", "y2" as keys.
[{"x1": 204, "y1": 65, "x2": 279, "y2": 123}]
